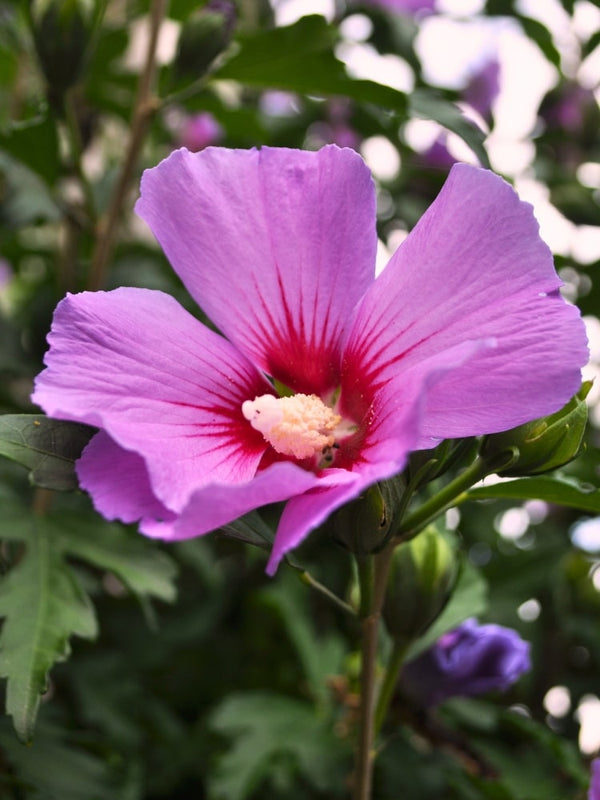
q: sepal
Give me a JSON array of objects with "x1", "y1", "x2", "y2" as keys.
[{"x1": 481, "y1": 382, "x2": 590, "y2": 477}]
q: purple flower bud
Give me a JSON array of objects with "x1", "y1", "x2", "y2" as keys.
[
  {"x1": 402, "y1": 619, "x2": 531, "y2": 706},
  {"x1": 590, "y1": 759, "x2": 600, "y2": 800}
]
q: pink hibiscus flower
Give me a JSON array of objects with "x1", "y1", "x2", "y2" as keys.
[{"x1": 32, "y1": 146, "x2": 587, "y2": 573}]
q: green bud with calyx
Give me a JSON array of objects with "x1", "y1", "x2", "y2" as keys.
[
  {"x1": 173, "y1": 0, "x2": 236, "y2": 80},
  {"x1": 481, "y1": 382, "x2": 590, "y2": 478},
  {"x1": 330, "y1": 483, "x2": 392, "y2": 556},
  {"x1": 28, "y1": 0, "x2": 100, "y2": 96},
  {"x1": 383, "y1": 525, "x2": 459, "y2": 642},
  {"x1": 406, "y1": 437, "x2": 478, "y2": 491}
]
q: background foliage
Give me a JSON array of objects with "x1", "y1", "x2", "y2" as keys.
[{"x1": 0, "y1": 0, "x2": 599, "y2": 797}]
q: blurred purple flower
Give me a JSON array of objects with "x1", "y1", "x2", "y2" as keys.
[
  {"x1": 176, "y1": 112, "x2": 223, "y2": 152},
  {"x1": 310, "y1": 98, "x2": 362, "y2": 150},
  {"x1": 419, "y1": 133, "x2": 457, "y2": 170},
  {"x1": 33, "y1": 146, "x2": 587, "y2": 573},
  {"x1": 541, "y1": 81, "x2": 597, "y2": 131},
  {"x1": 463, "y1": 57, "x2": 500, "y2": 121},
  {"x1": 363, "y1": 0, "x2": 436, "y2": 13},
  {"x1": 403, "y1": 619, "x2": 531, "y2": 706},
  {"x1": 590, "y1": 759, "x2": 600, "y2": 800}
]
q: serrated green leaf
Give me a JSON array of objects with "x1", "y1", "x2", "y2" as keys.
[
  {"x1": 208, "y1": 692, "x2": 348, "y2": 800},
  {"x1": 215, "y1": 15, "x2": 407, "y2": 114},
  {"x1": 0, "y1": 415, "x2": 96, "y2": 491},
  {"x1": 465, "y1": 474, "x2": 600, "y2": 513},
  {"x1": 409, "y1": 90, "x2": 490, "y2": 168},
  {"x1": 54, "y1": 514, "x2": 178, "y2": 603},
  {"x1": 0, "y1": 516, "x2": 97, "y2": 742}
]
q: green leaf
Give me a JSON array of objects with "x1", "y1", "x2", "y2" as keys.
[
  {"x1": 583, "y1": 29, "x2": 600, "y2": 59},
  {"x1": 0, "y1": 516, "x2": 97, "y2": 742},
  {"x1": 406, "y1": 559, "x2": 489, "y2": 660},
  {"x1": 0, "y1": 113, "x2": 61, "y2": 186},
  {"x1": 0, "y1": 718, "x2": 125, "y2": 800},
  {"x1": 409, "y1": 90, "x2": 490, "y2": 168},
  {"x1": 259, "y1": 571, "x2": 345, "y2": 706},
  {"x1": 218, "y1": 510, "x2": 274, "y2": 549},
  {"x1": 54, "y1": 514, "x2": 178, "y2": 603},
  {"x1": 215, "y1": 15, "x2": 407, "y2": 114},
  {"x1": 517, "y1": 16, "x2": 561, "y2": 68},
  {"x1": 465, "y1": 474, "x2": 600, "y2": 513},
  {"x1": 0, "y1": 415, "x2": 96, "y2": 491},
  {"x1": 208, "y1": 692, "x2": 348, "y2": 800}
]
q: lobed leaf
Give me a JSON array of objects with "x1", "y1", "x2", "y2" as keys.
[
  {"x1": 54, "y1": 513, "x2": 178, "y2": 603},
  {"x1": 208, "y1": 691, "x2": 348, "y2": 800},
  {"x1": 0, "y1": 516, "x2": 97, "y2": 743}
]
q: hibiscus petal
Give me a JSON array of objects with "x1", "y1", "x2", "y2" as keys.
[
  {"x1": 135, "y1": 145, "x2": 377, "y2": 395},
  {"x1": 169, "y1": 461, "x2": 326, "y2": 542},
  {"x1": 343, "y1": 163, "x2": 587, "y2": 440},
  {"x1": 77, "y1": 431, "x2": 177, "y2": 535},
  {"x1": 267, "y1": 463, "x2": 398, "y2": 574},
  {"x1": 32, "y1": 288, "x2": 270, "y2": 512}
]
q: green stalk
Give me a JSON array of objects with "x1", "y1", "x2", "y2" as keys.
[
  {"x1": 396, "y1": 453, "x2": 513, "y2": 542},
  {"x1": 296, "y1": 568, "x2": 356, "y2": 617},
  {"x1": 373, "y1": 638, "x2": 410, "y2": 738},
  {"x1": 352, "y1": 546, "x2": 395, "y2": 800}
]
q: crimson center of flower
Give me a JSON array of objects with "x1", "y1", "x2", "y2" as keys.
[{"x1": 242, "y1": 393, "x2": 342, "y2": 461}]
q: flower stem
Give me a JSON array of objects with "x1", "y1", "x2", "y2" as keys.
[
  {"x1": 353, "y1": 546, "x2": 395, "y2": 800},
  {"x1": 373, "y1": 638, "x2": 409, "y2": 739},
  {"x1": 63, "y1": 88, "x2": 98, "y2": 228},
  {"x1": 396, "y1": 454, "x2": 508, "y2": 542},
  {"x1": 296, "y1": 569, "x2": 356, "y2": 617},
  {"x1": 87, "y1": 0, "x2": 167, "y2": 290}
]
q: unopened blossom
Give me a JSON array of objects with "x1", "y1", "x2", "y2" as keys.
[
  {"x1": 402, "y1": 619, "x2": 531, "y2": 706},
  {"x1": 33, "y1": 145, "x2": 587, "y2": 572}
]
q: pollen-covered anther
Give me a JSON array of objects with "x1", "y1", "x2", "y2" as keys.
[{"x1": 242, "y1": 393, "x2": 342, "y2": 460}]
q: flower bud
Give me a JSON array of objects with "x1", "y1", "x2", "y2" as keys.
[
  {"x1": 329, "y1": 483, "x2": 391, "y2": 556},
  {"x1": 481, "y1": 382, "x2": 590, "y2": 477},
  {"x1": 173, "y1": 0, "x2": 236, "y2": 80},
  {"x1": 29, "y1": 0, "x2": 98, "y2": 95},
  {"x1": 401, "y1": 619, "x2": 531, "y2": 706},
  {"x1": 383, "y1": 525, "x2": 459, "y2": 642}
]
